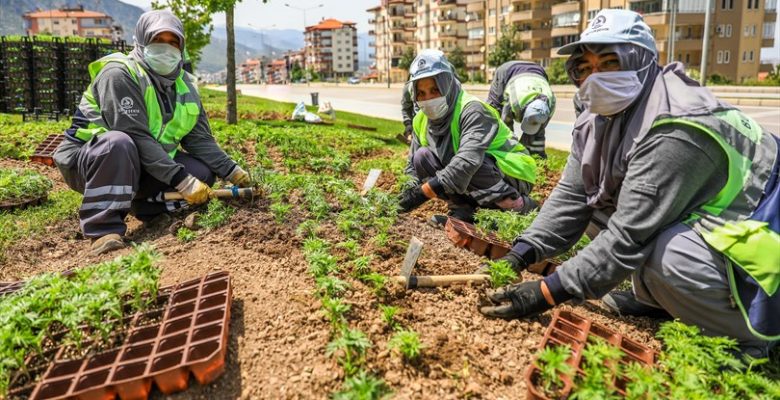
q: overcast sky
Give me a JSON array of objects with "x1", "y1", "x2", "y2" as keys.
[{"x1": 119, "y1": 0, "x2": 380, "y2": 32}]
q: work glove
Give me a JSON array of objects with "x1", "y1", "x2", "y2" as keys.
[
  {"x1": 175, "y1": 175, "x2": 213, "y2": 205},
  {"x1": 398, "y1": 184, "x2": 430, "y2": 213},
  {"x1": 226, "y1": 166, "x2": 252, "y2": 187},
  {"x1": 479, "y1": 280, "x2": 553, "y2": 319}
]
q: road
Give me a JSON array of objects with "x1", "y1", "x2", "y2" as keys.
[{"x1": 222, "y1": 84, "x2": 780, "y2": 151}]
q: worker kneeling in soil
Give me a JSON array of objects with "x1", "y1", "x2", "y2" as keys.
[
  {"x1": 398, "y1": 49, "x2": 538, "y2": 226},
  {"x1": 486, "y1": 61, "x2": 556, "y2": 159},
  {"x1": 53, "y1": 10, "x2": 250, "y2": 256},
  {"x1": 478, "y1": 9, "x2": 779, "y2": 357}
]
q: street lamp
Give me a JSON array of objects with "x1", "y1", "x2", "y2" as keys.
[{"x1": 284, "y1": 3, "x2": 324, "y2": 28}]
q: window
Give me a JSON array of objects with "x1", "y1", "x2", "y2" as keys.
[
  {"x1": 488, "y1": 9, "x2": 496, "y2": 17},
  {"x1": 717, "y1": 24, "x2": 725, "y2": 37},
  {"x1": 552, "y1": 11, "x2": 580, "y2": 28},
  {"x1": 742, "y1": 51, "x2": 747, "y2": 62},
  {"x1": 768, "y1": 0, "x2": 778, "y2": 11},
  {"x1": 717, "y1": 50, "x2": 724, "y2": 63},
  {"x1": 587, "y1": 10, "x2": 599, "y2": 20},
  {"x1": 71, "y1": 19, "x2": 76, "y2": 24},
  {"x1": 747, "y1": 0, "x2": 759, "y2": 9},
  {"x1": 725, "y1": 24, "x2": 732, "y2": 37},
  {"x1": 764, "y1": 22, "x2": 777, "y2": 38},
  {"x1": 468, "y1": 27, "x2": 484, "y2": 39},
  {"x1": 53, "y1": 20, "x2": 60, "y2": 25},
  {"x1": 686, "y1": 54, "x2": 690, "y2": 64},
  {"x1": 752, "y1": 25, "x2": 757, "y2": 36},
  {"x1": 488, "y1": 26, "x2": 495, "y2": 34},
  {"x1": 749, "y1": 50, "x2": 754, "y2": 61},
  {"x1": 501, "y1": 6, "x2": 510, "y2": 14}
]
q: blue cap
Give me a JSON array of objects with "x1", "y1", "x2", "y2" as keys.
[
  {"x1": 408, "y1": 49, "x2": 453, "y2": 82},
  {"x1": 557, "y1": 9, "x2": 656, "y2": 56}
]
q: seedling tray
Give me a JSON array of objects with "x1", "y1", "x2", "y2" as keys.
[
  {"x1": 0, "y1": 194, "x2": 48, "y2": 211},
  {"x1": 31, "y1": 134, "x2": 64, "y2": 167},
  {"x1": 525, "y1": 310, "x2": 656, "y2": 399},
  {"x1": 7, "y1": 271, "x2": 232, "y2": 400}
]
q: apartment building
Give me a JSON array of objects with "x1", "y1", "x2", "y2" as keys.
[
  {"x1": 23, "y1": 6, "x2": 123, "y2": 41},
  {"x1": 304, "y1": 18, "x2": 359, "y2": 79},
  {"x1": 237, "y1": 58, "x2": 262, "y2": 84},
  {"x1": 369, "y1": 0, "x2": 777, "y2": 82},
  {"x1": 367, "y1": 1, "x2": 417, "y2": 83}
]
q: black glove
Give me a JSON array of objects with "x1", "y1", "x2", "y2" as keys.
[
  {"x1": 398, "y1": 184, "x2": 429, "y2": 213},
  {"x1": 479, "y1": 280, "x2": 553, "y2": 319}
]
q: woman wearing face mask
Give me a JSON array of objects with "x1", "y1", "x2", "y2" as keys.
[
  {"x1": 54, "y1": 10, "x2": 251, "y2": 256},
  {"x1": 398, "y1": 49, "x2": 538, "y2": 225},
  {"x1": 478, "y1": 9, "x2": 779, "y2": 357}
]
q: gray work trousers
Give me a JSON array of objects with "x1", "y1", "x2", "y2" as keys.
[
  {"x1": 411, "y1": 147, "x2": 531, "y2": 208},
  {"x1": 632, "y1": 223, "x2": 775, "y2": 355},
  {"x1": 55, "y1": 131, "x2": 215, "y2": 238}
]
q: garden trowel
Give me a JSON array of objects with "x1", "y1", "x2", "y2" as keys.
[{"x1": 360, "y1": 169, "x2": 382, "y2": 196}]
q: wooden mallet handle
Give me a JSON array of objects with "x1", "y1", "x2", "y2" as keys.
[
  {"x1": 163, "y1": 187, "x2": 258, "y2": 201},
  {"x1": 392, "y1": 274, "x2": 489, "y2": 289}
]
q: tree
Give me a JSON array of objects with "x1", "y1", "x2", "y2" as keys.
[
  {"x1": 488, "y1": 25, "x2": 523, "y2": 68},
  {"x1": 208, "y1": 0, "x2": 270, "y2": 124},
  {"x1": 397, "y1": 47, "x2": 416, "y2": 71},
  {"x1": 290, "y1": 61, "x2": 303, "y2": 82},
  {"x1": 448, "y1": 46, "x2": 468, "y2": 82},
  {"x1": 545, "y1": 58, "x2": 569, "y2": 84},
  {"x1": 152, "y1": 0, "x2": 213, "y2": 68}
]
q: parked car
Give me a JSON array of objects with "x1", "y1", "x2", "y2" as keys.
[{"x1": 347, "y1": 76, "x2": 361, "y2": 85}]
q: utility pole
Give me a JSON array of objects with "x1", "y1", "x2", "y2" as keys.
[{"x1": 700, "y1": 0, "x2": 714, "y2": 86}]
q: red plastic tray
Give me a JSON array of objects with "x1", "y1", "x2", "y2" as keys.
[
  {"x1": 525, "y1": 310, "x2": 656, "y2": 399},
  {"x1": 6, "y1": 272, "x2": 232, "y2": 400},
  {"x1": 31, "y1": 134, "x2": 64, "y2": 167}
]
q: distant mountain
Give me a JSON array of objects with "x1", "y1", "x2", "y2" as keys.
[
  {"x1": 196, "y1": 37, "x2": 264, "y2": 74},
  {"x1": 0, "y1": 0, "x2": 143, "y2": 42},
  {"x1": 213, "y1": 26, "x2": 302, "y2": 54}
]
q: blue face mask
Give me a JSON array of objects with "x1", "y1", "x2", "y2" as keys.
[{"x1": 143, "y1": 43, "x2": 182, "y2": 76}]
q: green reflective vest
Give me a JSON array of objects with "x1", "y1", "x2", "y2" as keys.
[
  {"x1": 650, "y1": 78, "x2": 779, "y2": 340},
  {"x1": 75, "y1": 52, "x2": 201, "y2": 158},
  {"x1": 412, "y1": 91, "x2": 537, "y2": 185},
  {"x1": 505, "y1": 73, "x2": 556, "y2": 121}
]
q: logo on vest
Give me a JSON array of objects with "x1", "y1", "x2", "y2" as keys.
[{"x1": 119, "y1": 97, "x2": 139, "y2": 117}]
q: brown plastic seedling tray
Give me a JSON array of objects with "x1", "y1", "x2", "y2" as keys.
[
  {"x1": 0, "y1": 194, "x2": 48, "y2": 211},
  {"x1": 524, "y1": 309, "x2": 657, "y2": 400},
  {"x1": 6, "y1": 271, "x2": 232, "y2": 400},
  {"x1": 31, "y1": 134, "x2": 65, "y2": 167},
  {"x1": 445, "y1": 217, "x2": 558, "y2": 275}
]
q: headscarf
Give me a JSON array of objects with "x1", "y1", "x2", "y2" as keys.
[
  {"x1": 130, "y1": 10, "x2": 185, "y2": 87},
  {"x1": 568, "y1": 43, "x2": 661, "y2": 209}
]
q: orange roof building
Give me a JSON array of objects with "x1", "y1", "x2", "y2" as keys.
[
  {"x1": 304, "y1": 18, "x2": 358, "y2": 79},
  {"x1": 23, "y1": 6, "x2": 122, "y2": 41}
]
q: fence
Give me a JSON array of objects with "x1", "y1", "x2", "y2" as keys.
[{"x1": 0, "y1": 36, "x2": 127, "y2": 115}]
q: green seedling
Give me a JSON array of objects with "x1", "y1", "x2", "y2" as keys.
[
  {"x1": 474, "y1": 209, "x2": 538, "y2": 242},
  {"x1": 307, "y1": 252, "x2": 340, "y2": 278},
  {"x1": 316, "y1": 276, "x2": 350, "y2": 298},
  {"x1": 0, "y1": 168, "x2": 53, "y2": 202},
  {"x1": 176, "y1": 227, "x2": 197, "y2": 242},
  {"x1": 296, "y1": 219, "x2": 320, "y2": 239},
  {"x1": 570, "y1": 336, "x2": 623, "y2": 399},
  {"x1": 534, "y1": 344, "x2": 574, "y2": 398},
  {"x1": 198, "y1": 198, "x2": 235, "y2": 230},
  {"x1": 351, "y1": 256, "x2": 373, "y2": 277},
  {"x1": 484, "y1": 259, "x2": 518, "y2": 288},
  {"x1": 326, "y1": 328, "x2": 372, "y2": 376},
  {"x1": 322, "y1": 297, "x2": 351, "y2": 330},
  {"x1": 623, "y1": 362, "x2": 666, "y2": 400},
  {"x1": 270, "y1": 201, "x2": 293, "y2": 223},
  {"x1": 378, "y1": 305, "x2": 400, "y2": 330},
  {"x1": 332, "y1": 370, "x2": 391, "y2": 400},
  {"x1": 337, "y1": 239, "x2": 361, "y2": 260},
  {"x1": 359, "y1": 272, "x2": 387, "y2": 297},
  {"x1": 303, "y1": 237, "x2": 330, "y2": 256},
  {"x1": 387, "y1": 329, "x2": 424, "y2": 361}
]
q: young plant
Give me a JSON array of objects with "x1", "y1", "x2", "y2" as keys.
[
  {"x1": 378, "y1": 305, "x2": 400, "y2": 331},
  {"x1": 570, "y1": 336, "x2": 624, "y2": 399},
  {"x1": 359, "y1": 272, "x2": 387, "y2": 297},
  {"x1": 484, "y1": 259, "x2": 518, "y2": 287},
  {"x1": 315, "y1": 276, "x2": 350, "y2": 298},
  {"x1": 326, "y1": 328, "x2": 373, "y2": 376},
  {"x1": 351, "y1": 255, "x2": 373, "y2": 277},
  {"x1": 534, "y1": 344, "x2": 574, "y2": 397},
  {"x1": 387, "y1": 329, "x2": 424, "y2": 361},
  {"x1": 198, "y1": 199, "x2": 235, "y2": 230},
  {"x1": 474, "y1": 209, "x2": 538, "y2": 242},
  {"x1": 0, "y1": 168, "x2": 52, "y2": 202},
  {"x1": 270, "y1": 201, "x2": 293, "y2": 223},
  {"x1": 296, "y1": 219, "x2": 320, "y2": 239},
  {"x1": 332, "y1": 370, "x2": 391, "y2": 400},
  {"x1": 176, "y1": 227, "x2": 196, "y2": 242},
  {"x1": 322, "y1": 297, "x2": 351, "y2": 330},
  {"x1": 337, "y1": 239, "x2": 361, "y2": 260},
  {"x1": 623, "y1": 362, "x2": 666, "y2": 400}
]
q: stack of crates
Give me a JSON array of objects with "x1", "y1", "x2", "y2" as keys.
[
  {"x1": 0, "y1": 36, "x2": 34, "y2": 112},
  {"x1": 31, "y1": 36, "x2": 62, "y2": 114}
]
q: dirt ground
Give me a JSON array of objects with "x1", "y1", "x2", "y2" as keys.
[{"x1": 0, "y1": 160, "x2": 665, "y2": 400}]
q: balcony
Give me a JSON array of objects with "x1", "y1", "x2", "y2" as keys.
[
  {"x1": 762, "y1": 38, "x2": 775, "y2": 47},
  {"x1": 550, "y1": 25, "x2": 578, "y2": 38},
  {"x1": 467, "y1": 19, "x2": 483, "y2": 29},
  {"x1": 518, "y1": 28, "x2": 551, "y2": 40},
  {"x1": 551, "y1": 1, "x2": 579, "y2": 15},
  {"x1": 518, "y1": 48, "x2": 548, "y2": 60},
  {"x1": 510, "y1": 8, "x2": 551, "y2": 23},
  {"x1": 438, "y1": 0, "x2": 458, "y2": 8}
]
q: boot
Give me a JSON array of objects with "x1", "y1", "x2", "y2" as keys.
[
  {"x1": 601, "y1": 291, "x2": 672, "y2": 319},
  {"x1": 428, "y1": 204, "x2": 475, "y2": 229},
  {"x1": 90, "y1": 233, "x2": 125, "y2": 256}
]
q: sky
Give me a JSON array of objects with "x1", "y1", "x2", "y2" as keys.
[{"x1": 119, "y1": 0, "x2": 380, "y2": 33}]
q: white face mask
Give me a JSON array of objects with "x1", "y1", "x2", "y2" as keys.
[
  {"x1": 578, "y1": 70, "x2": 643, "y2": 116},
  {"x1": 143, "y1": 43, "x2": 182, "y2": 76},
  {"x1": 418, "y1": 96, "x2": 449, "y2": 120}
]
